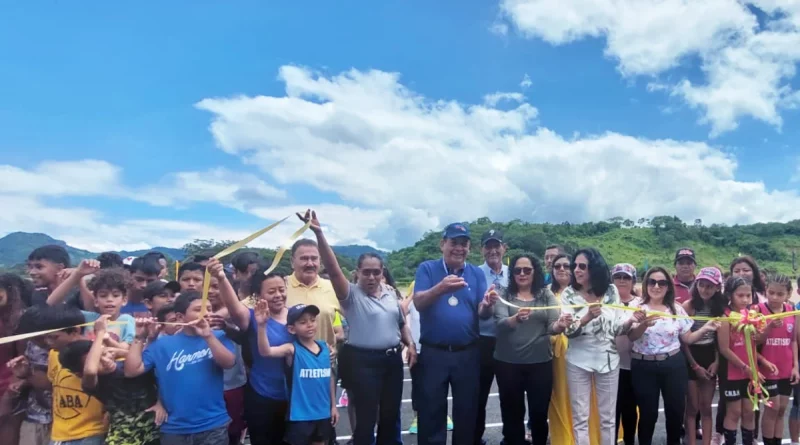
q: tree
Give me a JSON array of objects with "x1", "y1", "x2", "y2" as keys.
[
  {"x1": 623, "y1": 219, "x2": 635, "y2": 228},
  {"x1": 694, "y1": 219, "x2": 702, "y2": 227}
]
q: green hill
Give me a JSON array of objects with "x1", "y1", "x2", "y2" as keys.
[{"x1": 386, "y1": 216, "x2": 800, "y2": 282}]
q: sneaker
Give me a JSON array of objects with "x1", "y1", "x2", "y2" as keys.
[
  {"x1": 710, "y1": 432, "x2": 723, "y2": 445},
  {"x1": 447, "y1": 416, "x2": 454, "y2": 431},
  {"x1": 338, "y1": 390, "x2": 348, "y2": 408},
  {"x1": 408, "y1": 416, "x2": 418, "y2": 435}
]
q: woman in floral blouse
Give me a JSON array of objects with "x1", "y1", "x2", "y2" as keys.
[
  {"x1": 560, "y1": 248, "x2": 644, "y2": 445},
  {"x1": 628, "y1": 266, "x2": 719, "y2": 445}
]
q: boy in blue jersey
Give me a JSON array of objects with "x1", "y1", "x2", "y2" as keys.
[
  {"x1": 254, "y1": 300, "x2": 339, "y2": 445},
  {"x1": 124, "y1": 291, "x2": 236, "y2": 445}
]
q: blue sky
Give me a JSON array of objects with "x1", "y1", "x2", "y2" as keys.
[{"x1": 2, "y1": 1, "x2": 800, "y2": 252}]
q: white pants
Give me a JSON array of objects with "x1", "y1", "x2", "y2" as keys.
[{"x1": 566, "y1": 361, "x2": 619, "y2": 445}]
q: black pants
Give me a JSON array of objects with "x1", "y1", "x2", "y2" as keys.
[
  {"x1": 495, "y1": 360, "x2": 553, "y2": 445},
  {"x1": 243, "y1": 384, "x2": 289, "y2": 445},
  {"x1": 616, "y1": 369, "x2": 637, "y2": 445},
  {"x1": 631, "y1": 352, "x2": 688, "y2": 445},
  {"x1": 475, "y1": 335, "x2": 496, "y2": 445},
  {"x1": 346, "y1": 346, "x2": 404, "y2": 445}
]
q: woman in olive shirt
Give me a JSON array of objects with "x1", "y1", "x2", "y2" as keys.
[{"x1": 494, "y1": 253, "x2": 571, "y2": 445}]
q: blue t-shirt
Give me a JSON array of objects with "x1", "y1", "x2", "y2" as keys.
[
  {"x1": 82, "y1": 311, "x2": 135, "y2": 344},
  {"x1": 142, "y1": 330, "x2": 234, "y2": 434},
  {"x1": 414, "y1": 259, "x2": 487, "y2": 346},
  {"x1": 120, "y1": 301, "x2": 151, "y2": 318},
  {"x1": 287, "y1": 340, "x2": 331, "y2": 421},
  {"x1": 247, "y1": 309, "x2": 292, "y2": 400}
]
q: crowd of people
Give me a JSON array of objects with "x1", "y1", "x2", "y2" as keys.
[{"x1": 0, "y1": 210, "x2": 799, "y2": 445}]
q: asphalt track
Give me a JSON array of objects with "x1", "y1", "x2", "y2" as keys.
[{"x1": 328, "y1": 366, "x2": 795, "y2": 445}]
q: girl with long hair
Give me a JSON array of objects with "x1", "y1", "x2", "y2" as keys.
[
  {"x1": 0, "y1": 273, "x2": 32, "y2": 445},
  {"x1": 683, "y1": 267, "x2": 726, "y2": 445},
  {"x1": 730, "y1": 256, "x2": 766, "y2": 304}
]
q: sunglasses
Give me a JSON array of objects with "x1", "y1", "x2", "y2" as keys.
[
  {"x1": 572, "y1": 263, "x2": 588, "y2": 271},
  {"x1": 553, "y1": 263, "x2": 570, "y2": 270},
  {"x1": 647, "y1": 279, "x2": 670, "y2": 288},
  {"x1": 613, "y1": 274, "x2": 632, "y2": 281},
  {"x1": 513, "y1": 267, "x2": 533, "y2": 276},
  {"x1": 359, "y1": 269, "x2": 383, "y2": 277}
]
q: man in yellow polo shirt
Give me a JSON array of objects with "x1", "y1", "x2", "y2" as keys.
[{"x1": 285, "y1": 238, "x2": 341, "y2": 348}]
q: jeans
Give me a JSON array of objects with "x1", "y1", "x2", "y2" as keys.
[
  {"x1": 631, "y1": 352, "x2": 688, "y2": 445},
  {"x1": 615, "y1": 369, "x2": 637, "y2": 445},
  {"x1": 495, "y1": 360, "x2": 553, "y2": 445},
  {"x1": 49, "y1": 437, "x2": 104, "y2": 445},
  {"x1": 244, "y1": 384, "x2": 289, "y2": 445},
  {"x1": 347, "y1": 346, "x2": 404, "y2": 445},
  {"x1": 475, "y1": 336, "x2": 496, "y2": 445},
  {"x1": 417, "y1": 344, "x2": 480, "y2": 445},
  {"x1": 566, "y1": 362, "x2": 619, "y2": 445}
]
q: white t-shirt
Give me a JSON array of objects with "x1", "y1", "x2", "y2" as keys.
[{"x1": 408, "y1": 301, "x2": 421, "y2": 353}]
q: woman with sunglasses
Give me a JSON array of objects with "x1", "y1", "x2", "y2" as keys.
[
  {"x1": 628, "y1": 267, "x2": 719, "y2": 445},
  {"x1": 304, "y1": 210, "x2": 416, "y2": 445},
  {"x1": 493, "y1": 254, "x2": 572, "y2": 445},
  {"x1": 548, "y1": 253, "x2": 603, "y2": 445},
  {"x1": 560, "y1": 248, "x2": 644, "y2": 445},
  {"x1": 611, "y1": 263, "x2": 640, "y2": 445}
]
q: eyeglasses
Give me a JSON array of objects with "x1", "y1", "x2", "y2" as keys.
[
  {"x1": 647, "y1": 279, "x2": 669, "y2": 288},
  {"x1": 513, "y1": 267, "x2": 533, "y2": 276},
  {"x1": 553, "y1": 263, "x2": 570, "y2": 270},
  {"x1": 572, "y1": 263, "x2": 588, "y2": 271},
  {"x1": 613, "y1": 274, "x2": 632, "y2": 281}
]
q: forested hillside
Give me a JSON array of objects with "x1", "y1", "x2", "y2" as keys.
[{"x1": 386, "y1": 216, "x2": 800, "y2": 283}]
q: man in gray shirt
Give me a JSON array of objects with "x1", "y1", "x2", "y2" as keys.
[{"x1": 476, "y1": 229, "x2": 509, "y2": 445}]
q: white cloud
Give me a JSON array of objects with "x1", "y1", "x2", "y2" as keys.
[
  {"x1": 483, "y1": 92, "x2": 525, "y2": 106},
  {"x1": 496, "y1": 0, "x2": 800, "y2": 136},
  {"x1": 195, "y1": 65, "x2": 800, "y2": 248},
  {"x1": 520, "y1": 73, "x2": 532, "y2": 89},
  {"x1": 0, "y1": 160, "x2": 123, "y2": 197}
]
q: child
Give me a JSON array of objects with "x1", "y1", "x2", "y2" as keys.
[
  {"x1": 756, "y1": 274, "x2": 800, "y2": 445},
  {"x1": 59, "y1": 315, "x2": 165, "y2": 445},
  {"x1": 124, "y1": 291, "x2": 236, "y2": 445},
  {"x1": 718, "y1": 276, "x2": 762, "y2": 445},
  {"x1": 177, "y1": 262, "x2": 205, "y2": 293},
  {"x1": 47, "y1": 261, "x2": 136, "y2": 348},
  {"x1": 123, "y1": 257, "x2": 163, "y2": 317},
  {"x1": 41, "y1": 304, "x2": 107, "y2": 445},
  {"x1": 142, "y1": 281, "x2": 180, "y2": 316},
  {"x1": 254, "y1": 301, "x2": 338, "y2": 445},
  {"x1": 790, "y1": 277, "x2": 800, "y2": 445},
  {"x1": 6, "y1": 306, "x2": 52, "y2": 445},
  {"x1": 27, "y1": 245, "x2": 84, "y2": 309},
  {"x1": 155, "y1": 304, "x2": 182, "y2": 336}
]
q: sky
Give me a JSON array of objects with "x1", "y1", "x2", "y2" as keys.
[{"x1": 1, "y1": 1, "x2": 800, "y2": 252}]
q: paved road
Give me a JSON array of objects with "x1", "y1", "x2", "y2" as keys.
[{"x1": 325, "y1": 365, "x2": 794, "y2": 445}]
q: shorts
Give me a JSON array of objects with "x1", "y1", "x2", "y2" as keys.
[
  {"x1": 764, "y1": 379, "x2": 792, "y2": 397},
  {"x1": 159, "y1": 426, "x2": 228, "y2": 445},
  {"x1": 688, "y1": 343, "x2": 717, "y2": 381},
  {"x1": 721, "y1": 379, "x2": 750, "y2": 402},
  {"x1": 19, "y1": 421, "x2": 50, "y2": 445},
  {"x1": 285, "y1": 419, "x2": 333, "y2": 445}
]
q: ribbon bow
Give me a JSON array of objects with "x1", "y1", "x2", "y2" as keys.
[{"x1": 731, "y1": 309, "x2": 770, "y2": 410}]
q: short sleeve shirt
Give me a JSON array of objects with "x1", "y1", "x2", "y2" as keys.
[
  {"x1": 413, "y1": 259, "x2": 487, "y2": 346},
  {"x1": 341, "y1": 283, "x2": 404, "y2": 349},
  {"x1": 630, "y1": 302, "x2": 693, "y2": 355},
  {"x1": 478, "y1": 263, "x2": 509, "y2": 337},
  {"x1": 47, "y1": 350, "x2": 107, "y2": 441},
  {"x1": 82, "y1": 312, "x2": 135, "y2": 344},
  {"x1": 24, "y1": 342, "x2": 52, "y2": 424},
  {"x1": 286, "y1": 275, "x2": 341, "y2": 346}
]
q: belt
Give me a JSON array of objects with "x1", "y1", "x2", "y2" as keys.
[
  {"x1": 346, "y1": 344, "x2": 402, "y2": 356},
  {"x1": 420, "y1": 340, "x2": 477, "y2": 352},
  {"x1": 631, "y1": 348, "x2": 680, "y2": 362}
]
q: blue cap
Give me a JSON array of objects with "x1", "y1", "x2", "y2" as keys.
[
  {"x1": 287, "y1": 304, "x2": 320, "y2": 325},
  {"x1": 442, "y1": 222, "x2": 470, "y2": 239}
]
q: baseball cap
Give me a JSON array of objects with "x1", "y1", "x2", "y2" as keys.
[
  {"x1": 674, "y1": 248, "x2": 696, "y2": 263},
  {"x1": 122, "y1": 256, "x2": 136, "y2": 266},
  {"x1": 611, "y1": 263, "x2": 637, "y2": 279},
  {"x1": 287, "y1": 304, "x2": 320, "y2": 325},
  {"x1": 142, "y1": 280, "x2": 181, "y2": 301},
  {"x1": 442, "y1": 223, "x2": 470, "y2": 240},
  {"x1": 695, "y1": 267, "x2": 723, "y2": 286},
  {"x1": 481, "y1": 229, "x2": 504, "y2": 246}
]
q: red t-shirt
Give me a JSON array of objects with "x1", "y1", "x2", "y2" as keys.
[{"x1": 673, "y1": 275, "x2": 694, "y2": 304}]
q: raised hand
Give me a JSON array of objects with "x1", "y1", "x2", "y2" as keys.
[
  {"x1": 76, "y1": 259, "x2": 101, "y2": 277},
  {"x1": 206, "y1": 258, "x2": 225, "y2": 280},
  {"x1": 296, "y1": 209, "x2": 322, "y2": 233},
  {"x1": 254, "y1": 299, "x2": 270, "y2": 326},
  {"x1": 205, "y1": 313, "x2": 226, "y2": 330}
]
